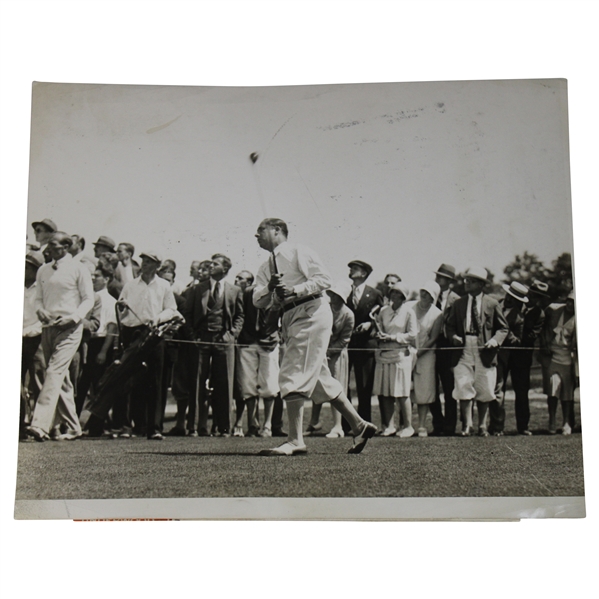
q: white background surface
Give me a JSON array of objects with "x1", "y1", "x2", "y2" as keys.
[{"x1": 1, "y1": 1, "x2": 596, "y2": 597}]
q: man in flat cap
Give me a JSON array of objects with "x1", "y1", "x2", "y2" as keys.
[
  {"x1": 253, "y1": 218, "x2": 377, "y2": 455},
  {"x1": 430, "y1": 263, "x2": 461, "y2": 435},
  {"x1": 445, "y1": 266, "x2": 509, "y2": 436},
  {"x1": 31, "y1": 218, "x2": 57, "y2": 261},
  {"x1": 346, "y1": 259, "x2": 384, "y2": 428},
  {"x1": 489, "y1": 281, "x2": 530, "y2": 436},
  {"x1": 26, "y1": 232, "x2": 94, "y2": 441}
]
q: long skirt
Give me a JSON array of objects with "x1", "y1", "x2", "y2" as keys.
[{"x1": 412, "y1": 350, "x2": 436, "y2": 404}]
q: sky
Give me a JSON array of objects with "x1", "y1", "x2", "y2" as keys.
[{"x1": 27, "y1": 78, "x2": 573, "y2": 292}]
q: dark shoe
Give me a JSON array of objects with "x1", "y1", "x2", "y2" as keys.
[
  {"x1": 518, "y1": 429, "x2": 533, "y2": 436},
  {"x1": 187, "y1": 430, "x2": 199, "y2": 437},
  {"x1": 198, "y1": 428, "x2": 211, "y2": 437},
  {"x1": 219, "y1": 432, "x2": 231, "y2": 438},
  {"x1": 272, "y1": 428, "x2": 287, "y2": 437},
  {"x1": 247, "y1": 425, "x2": 260, "y2": 437},
  {"x1": 167, "y1": 426, "x2": 187, "y2": 437},
  {"x1": 429, "y1": 430, "x2": 444, "y2": 437},
  {"x1": 27, "y1": 426, "x2": 49, "y2": 442},
  {"x1": 348, "y1": 422, "x2": 377, "y2": 454},
  {"x1": 493, "y1": 431, "x2": 504, "y2": 437}
]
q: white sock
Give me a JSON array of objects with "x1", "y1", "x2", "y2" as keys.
[{"x1": 284, "y1": 395, "x2": 305, "y2": 445}]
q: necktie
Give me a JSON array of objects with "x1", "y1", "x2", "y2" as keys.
[
  {"x1": 436, "y1": 293, "x2": 443, "y2": 310},
  {"x1": 352, "y1": 286, "x2": 359, "y2": 308},
  {"x1": 208, "y1": 281, "x2": 220, "y2": 309},
  {"x1": 471, "y1": 296, "x2": 482, "y2": 336}
]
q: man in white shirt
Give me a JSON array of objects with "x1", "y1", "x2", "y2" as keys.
[
  {"x1": 69, "y1": 234, "x2": 97, "y2": 274},
  {"x1": 76, "y1": 263, "x2": 119, "y2": 415},
  {"x1": 116, "y1": 250, "x2": 178, "y2": 439},
  {"x1": 253, "y1": 218, "x2": 377, "y2": 455},
  {"x1": 27, "y1": 232, "x2": 94, "y2": 441}
]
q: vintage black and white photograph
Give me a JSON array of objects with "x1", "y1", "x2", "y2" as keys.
[{"x1": 14, "y1": 78, "x2": 584, "y2": 520}]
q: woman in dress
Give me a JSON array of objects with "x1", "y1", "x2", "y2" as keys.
[
  {"x1": 405, "y1": 281, "x2": 443, "y2": 437},
  {"x1": 372, "y1": 282, "x2": 418, "y2": 437},
  {"x1": 306, "y1": 282, "x2": 355, "y2": 438}
]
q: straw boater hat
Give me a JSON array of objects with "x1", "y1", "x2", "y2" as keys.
[
  {"x1": 420, "y1": 280, "x2": 441, "y2": 305},
  {"x1": 464, "y1": 266, "x2": 489, "y2": 283},
  {"x1": 389, "y1": 281, "x2": 410, "y2": 300},
  {"x1": 502, "y1": 281, "x2": 529, "y2": 304},
  {"x1": 327, "y1": 281, "x2": 352, "y2": 304},
  {"x1": 434, "y1": 263, "x2": 456, "y2": 280},
  {"x1": 529, "y1": 280, "x2": 549, "y2": 297}
]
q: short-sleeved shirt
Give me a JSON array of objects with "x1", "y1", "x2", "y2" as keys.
[{"x1": 118, "y1": 275, "x2": 177, "y2": 327}]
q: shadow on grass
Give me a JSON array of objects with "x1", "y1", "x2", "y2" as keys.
[{"x1": 128, "y1": 451, "x2": 266, "y2": 457}]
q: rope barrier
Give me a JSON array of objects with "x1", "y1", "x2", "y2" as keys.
[{"x1": 101, "y1": 332, "x2": 550, "y2": 352}]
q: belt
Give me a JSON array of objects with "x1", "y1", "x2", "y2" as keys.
[
  {"x1": 282, "y1": 293, "x2": 322, "y2": 313},
  {"x1": 465, "y1": 333, "x2": 479, "y2": 337}
]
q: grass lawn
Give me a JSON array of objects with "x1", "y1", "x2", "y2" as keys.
[{"x1": 15, "y1": 390, "x2": 584, "y2": 501}]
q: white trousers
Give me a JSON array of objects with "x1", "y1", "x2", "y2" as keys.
[
  {"x1": 452, "y1": 336, "x2": 496, "y2": 402},
  {"x1": 236, "y1": 343, "x2": 280, "y2": 399},
  {"x1": 280, "y1": 297, "x2": 343, "y2": 404},
  {"x1": 30, "y1": 323, "x2": 83, "y2": 434}
]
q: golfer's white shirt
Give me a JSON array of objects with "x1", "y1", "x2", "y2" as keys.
[
  {"x1": 253, "y1": 241, "x2": 332, "y2": 309},
  {"x1": 35, "y1": 253, "x2": 94, "y2": 324},
  {"x1": 118, "y1": 275, "x2": 177, "y2": 327}
]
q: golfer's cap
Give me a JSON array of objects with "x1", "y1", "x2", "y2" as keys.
[
  {"x1": 139, "y1": 250, "x2": 162, "y2": 264},
  {"x1": 348, "y1": 260, "x2": 373, "y2": 276}
]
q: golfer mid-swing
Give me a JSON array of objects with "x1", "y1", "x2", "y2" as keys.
[{"x1": 253, "y1": 218, "x2": 377, "y2": 455}]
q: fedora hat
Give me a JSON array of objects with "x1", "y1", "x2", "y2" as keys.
[
  {"x1": 31, "y1": 218, "x2": 57, "y2": 233},
  {"x1": 92, "y1": 235, "x2": 116, "y2": 252},
  {"x1": 464, "y1": 266, "x2": 489, "y2": 283},
  {"x1": 434, "y1": 263, "x2": 456, "y2": 280},
  {"x1": 502, "y1": 281, "x2": 529, "y2": 304},
  {"x1": 348, "y1": 260, "x2": 373, "y2": 276},
  {"x1": 529, "y1": 280, "x2": 549, "y2": 297},
  {"x1": 139, "y1": 250, "x2": 162, "y2": 265}
]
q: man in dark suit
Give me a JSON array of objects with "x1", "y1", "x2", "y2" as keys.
[
  {"x1": 429, "y1": 263, "x2": 461, "y2": 435},
  {"x1": 345, "y1": 260, "x2": 384, "y2": 427},
  {"x1": 183, "y1": 253, "x2": 244, "y2": 436},
  {"x1": 445, "y1": 266, "x2": 509, "y2": 436},
  {"x1": 488, "y1": 281, "x2": 529, "y2": 436}
]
